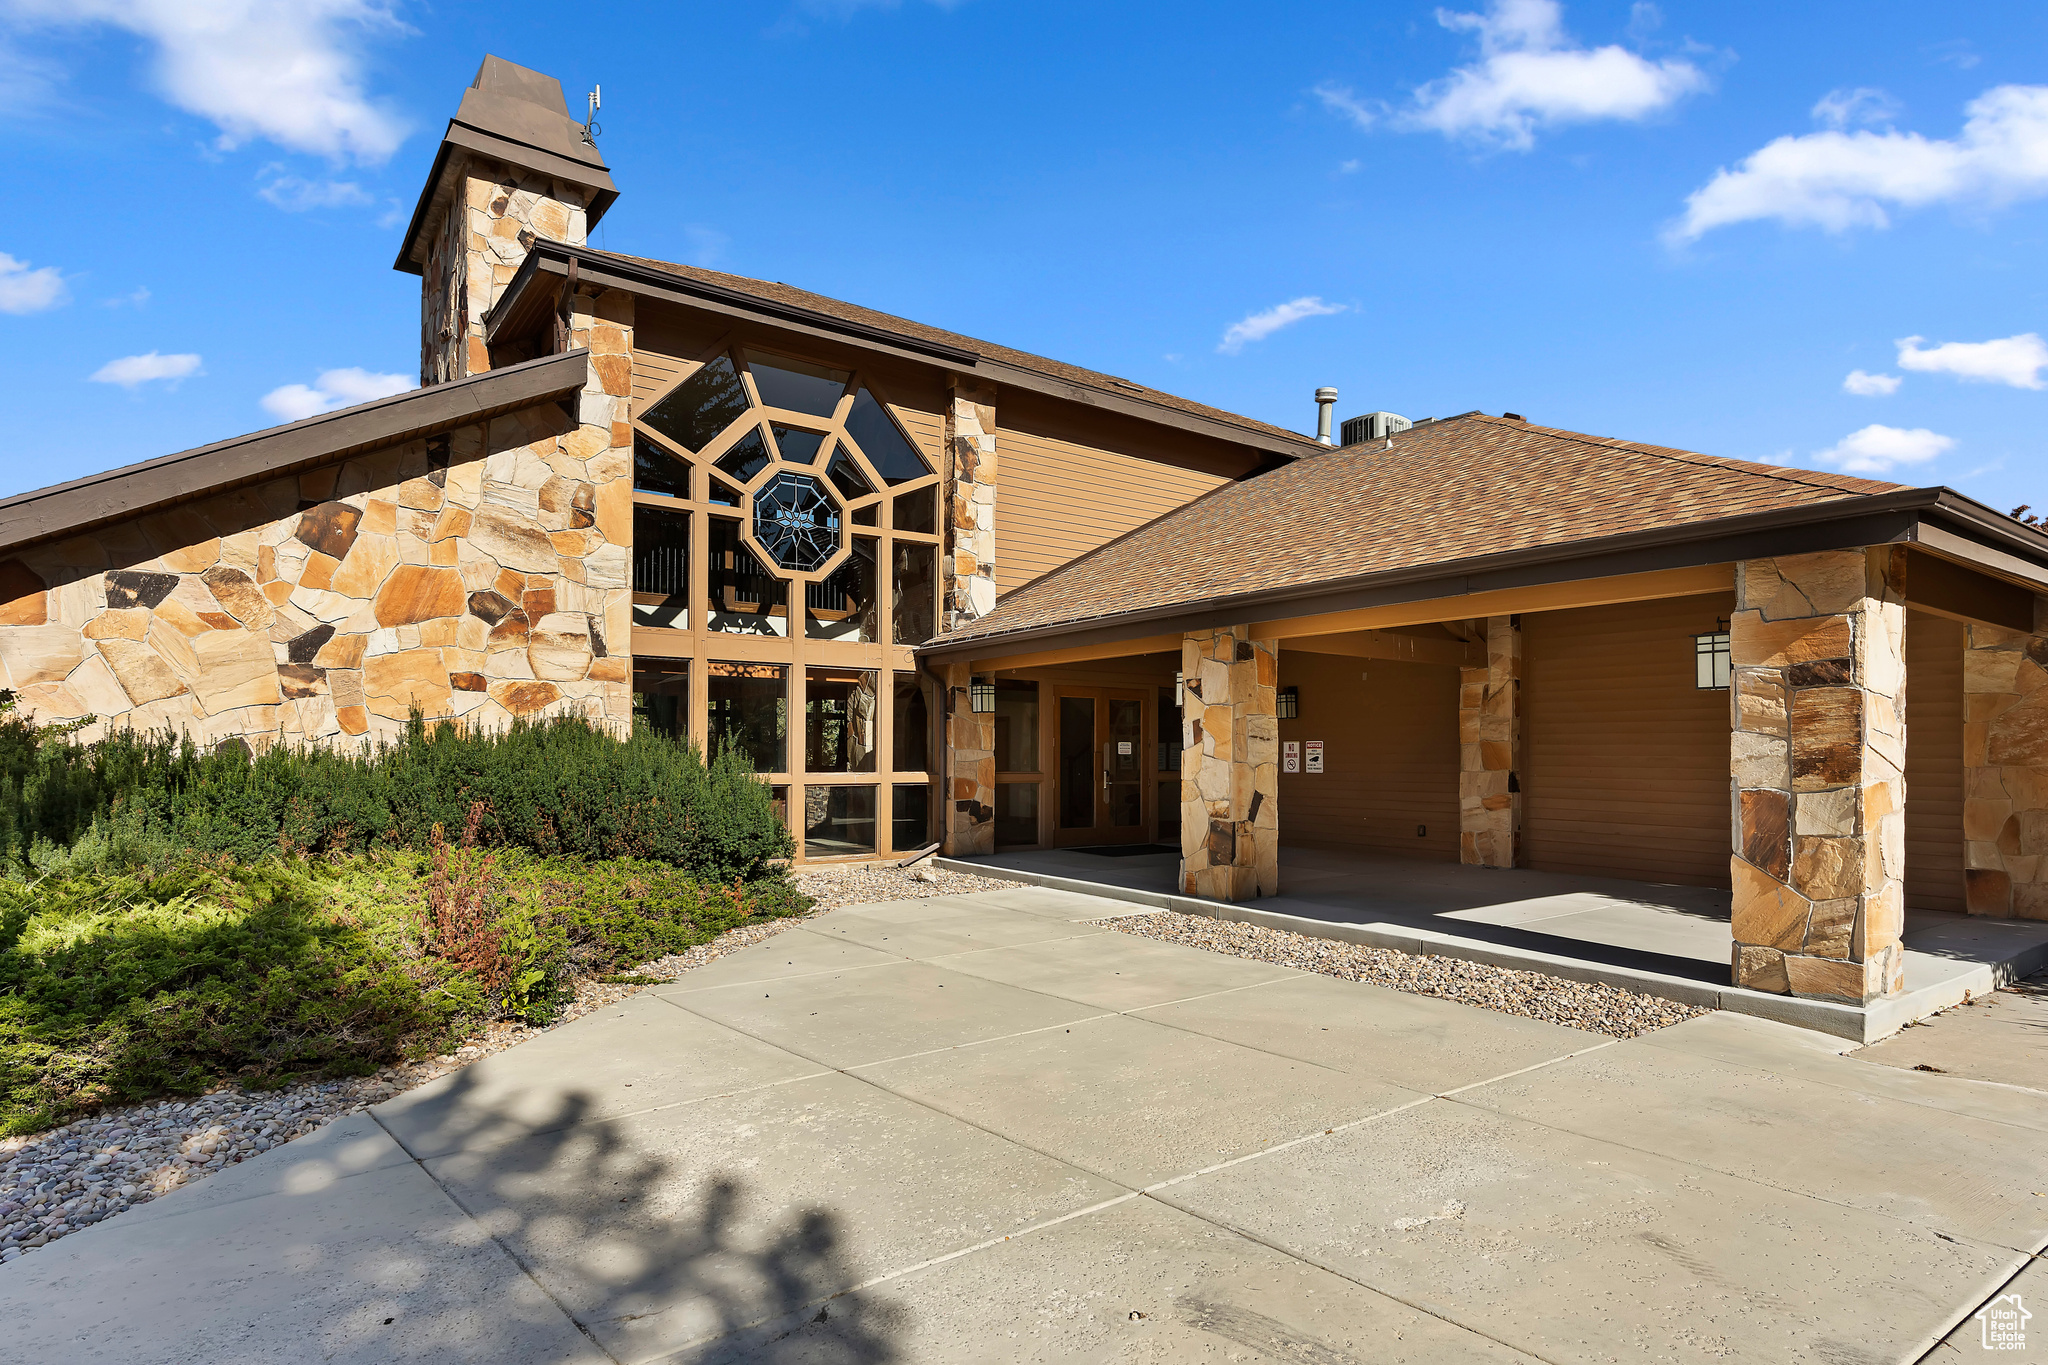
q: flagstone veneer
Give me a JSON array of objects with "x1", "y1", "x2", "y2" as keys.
[
  {"x1": 1730, "y1": 549, "x2": 1908, "y2": 1004},
  {"x1": 1960, "y1": 599, "x2": 2048, "y2": 920},
  {"x1": 1180, "y1": 625, "x2": 1279, "y2": 901},
  {"x1": 1459, "y1": 615, "x2": 1521, "y2": 868},
  {"x1": 943, "y1": 376, "x2": 998, "y2": 632},
  {"x1": 0, "y1": 390, "x2": 633, "y2": 752},
  {"x1": 941, "y1": 661, "x2": 995, "y2": 856}
]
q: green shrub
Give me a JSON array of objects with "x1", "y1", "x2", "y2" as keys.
[
  {"x1": 0, "y1": 847, "x2": 812, "y2": 1136},
  {"x1": 0, "y1": 708, "x2": 792, "y2": 881}
]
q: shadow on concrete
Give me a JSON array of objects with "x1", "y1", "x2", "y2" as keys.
[{"x1": 399, "y1": 1067, "x2": 904, "y2": 1364}]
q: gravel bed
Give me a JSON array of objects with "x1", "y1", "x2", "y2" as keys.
[
  {"x1": 0, "y1": 906, "x2": 837, "y2": 1265},
  {"x1": 792, "y1": 860, "x2": 1020, "y2": 909},
  {"x1": 1100, "y1": 911, "x2": 1708, "y2": 1039}
]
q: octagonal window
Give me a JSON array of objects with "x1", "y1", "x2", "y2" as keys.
[{"x1": 753, "y1": 471, "x2": 843, "y2": 572}]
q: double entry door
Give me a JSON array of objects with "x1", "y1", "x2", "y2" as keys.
[{"x1": 1049, "y1": 687, "x2": 1148, "y2": 846}]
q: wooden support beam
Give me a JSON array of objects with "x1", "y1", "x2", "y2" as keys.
[
  {"x1": 1283, "y1": 628, "x2": 1483, "y2": 668},
  {"x1": 1251, "y1": 564, "x2": 1735, "y2": 641},
  {"x1": 965, "y1": 632, "x2": 1184, "y2": 675},
  {"x1": 1903, "y1": 545, "x2": 2036, "y2": 632}
]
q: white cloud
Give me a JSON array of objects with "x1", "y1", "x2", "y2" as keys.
[
  {"x1": 1314, "y1": 83, "x2": 1379, "y2": 131},
  {"x1": 102, "y1": 285, "x2": 150, "y2": 308},
  {"x1": 257, "y1": 175, "x2": 372, "y2": 211},
  {"x1": 1670, "y1": 84, "x2": 2048, "y2": 241},
  {"x1": 1812, "y1": 87, "x2": 1899, "y2": 131},
  {"x1": 1896, "y1": 333, "x2": 2048, "y2": 390},
  {"x1": 3, "y1": 0, "x2": 410, "y2": 162},
  {"x1": 90, "y1": 351, "x2": 202, "y2": 387},
  {"x1": 1389, "y1": 0, "x2": 1709, "y2": 150},
  {"x1": 1217, "y1": 297, "x2": 1346, "y2": 355},
  {"x1": 0, "y1": 251, "x2": 66, "y2": 313},
  {"x1": 260, "y1": 366, "x2": 410, "y2": 421},
  {"x1": 1842, "y1": 369, "x2": 1900, "y2": 396},
  {"x1": 1814, "y1": 423, "x2": 1954, "y2": 475}
]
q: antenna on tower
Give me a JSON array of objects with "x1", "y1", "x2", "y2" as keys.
[{"x1": 581, "y1": 85, "x2": 602, "y2": 146}]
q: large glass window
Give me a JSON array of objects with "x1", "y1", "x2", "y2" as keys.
[
  {"x1": 892, "y1": 542, "x2": 935, "y2": 645},
  {"x1": 893, "y1": 672, "x2": 929, "y2": 772},
  {"x1": 707, "y1": 518, "x2": 786, "y2": 635},
  {"x1": 744, "y1": 350, "x2": 849, "y2": 418},
  {"x1": 806, "y1": 668, "x2": 878, "y2": 773},
  {"x1": 806, "y1": 539, "x2": 876, "y2": 641},
  {"x1": 707, "y1": 662, "x2": 786, "y2": 774},
  {"x1": 715, "y1": 428, "x2": 772, "y2": 484},
  {"x1": 994, "y1": 680, "x2": 1038, "y2": 773},
  {"x1": 631, "y1": 505, "x2": 689, "y2": 629},
  {"x1": 892, "y1": 784, "x2": 930, "y2": 853},
  {"x1": 894, "y1": 486, "x2": 936, "y2": 535},
  {"x1": 995, "y1": 783, "x2": 1039, "y2": 847},
  {"x1": 632, "y1": 661, "x2": 690, "y2": 740},
  {"x1": 772, "y1": 425, "x2": 828, "y2": 465},
  {"x1": 805, "y1": 785, "x2": 876, "y2": 856},
  {"x1": 633, "y1": 435, "x2": 688, "y2": 498},
  {"x1": 844, "y1": 388, "x2": 929, "y2": 484},
  {"x1": 642, "y1": 353, "x2": 749, "y2": 453}
]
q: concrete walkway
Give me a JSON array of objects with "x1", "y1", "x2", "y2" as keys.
[{"x1": 2, "y1": 885, "x2": 2044, "y2": 1363}]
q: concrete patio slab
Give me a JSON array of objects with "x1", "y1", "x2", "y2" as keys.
[
  {"x1": 856, "y1": 1010, "x2": 1426, "y2": 1189},
  {"x1": 116, "y1": 1110, "x2": 414, "y2": 1227},
  {"x1": 1132, "y1": 970, "x2": 1606, "y2": 1093},
  {"x1": 680, "y1": 1193, "x2": 1543, "y2": 1365},
  {"x1": 423, "y1": 1068, "x2": 1125, "y2": 1365},
  {"x1": 1932, "y1": 1252, "x2": 2046, "y2": 1359},
  {"x1": 0, "y1": 1137, "x2": 601, "y2": 1365},
  {"x1": 1156, "y1": 1097, "x2": 2023, "y2": 1364},
  {"x1": 1856, "y1": 977, "x2": 2048, "y2": 1092},
  {"x1": 649, "y1": 929, "x2": 905, "y2": 994},
  {"x1": 960, "y1": 883, "x2": 1166, "y2": 921},
  {"x1": 930, "y1": 929, "x2": 1304, "y2": 1011},
  {"x1": 663, "y1": 957, "x2": 1105, "y2": 1069},
  {"x1": 798, "y1": 898, "x2": 1108, "y2": 958},
  {"x1": 1454, "y1": 1037, "x2": 2048, "y2": 1253},
  {"x1": 376, "y1": 993, "x2": 827, "y2": 1161}
]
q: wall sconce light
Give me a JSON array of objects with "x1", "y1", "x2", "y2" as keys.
[
  {"x1": 1174, "y1": 671, "x2": 1185, "y2": 707},
  {"x1": 970, "y1": 677, "x2": 996, "y2": 713},
  {"x1": 1277, "y1": 685, "x2": 1299, "y2": 719},
  {"x1": 1693, "y1": 620, "x2": 1731, "y2": 691}
]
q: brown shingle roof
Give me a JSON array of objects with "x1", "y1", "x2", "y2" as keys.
[
  {"x1": 933, "y1": 413, "x2": 1905, "y2": 647},
  {"x1": 589, "y1": 250, "x2": 1326, "y2": 453}
]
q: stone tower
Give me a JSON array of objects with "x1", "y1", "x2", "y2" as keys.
[{"x1": 393, "y1": 56, "x2": 618, "y2": 386}]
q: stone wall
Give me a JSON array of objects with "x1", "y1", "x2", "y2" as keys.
[
  {"x1": 1729, "y1": 549, "x2": 1908, "y2": 1004},
  {"x1": 0, "y1": 401, "x2": 632, "y2": 750},
  {"x1": 1180, "y1": 626, "x2": 1279, "y2": 901},
  {"x1": 941, "y1": 662, "x2": 994, "y2": 856},
  {"x1": 1961, "y1": 601, "x2": 2048, "y2": 919},
  {"x1": 1458, "y1": 615, "x2": 1520, "y2": 868},
  {"x1": 943, "y1": 376, "x2": 998, "y2": 632},
  {"x1": 421, "y1": 155, "x2": 590, "y2": 386}
]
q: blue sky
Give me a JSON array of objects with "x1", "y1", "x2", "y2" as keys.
[{"x1": 1, "y1": 0, "x2": 2044, "y2": 513}]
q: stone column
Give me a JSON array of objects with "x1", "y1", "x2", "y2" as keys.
[
  {"x1": 1459, "y1": 615, "x2": 1521, "y2": 868},
  {"x1": 420, "y1": 156, "x2": 591, "y2": 386},
  {"x1": 1179, "y1": 626, "x2": 1279, "y2": 901},
  {"x1": 941, "y1": 662, "x2": 994, "y2": 856},
  {"x1": 568, "y1": 286, "x2": 635, "y2": 733},
  {"x1": 1961, "y1": 601, "x2": 2048, "y2": 919},
  {"x1": 943, "y1": 377, "x2": 998, "y2": 633},
  {"x1": 1730, "y1": 548, "x2": 1908, "y2": 1003}
]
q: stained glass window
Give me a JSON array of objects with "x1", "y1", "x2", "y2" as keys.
[{"x1": 753, "y1": 471, "x2": 842, "y2": 572}]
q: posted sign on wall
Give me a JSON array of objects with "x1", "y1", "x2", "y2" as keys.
[
  {"x1": 1283, "y1": 740, "x2": 1300, "y2": 773},
  {"x1": 1305, "y1": 740, "x2": 1324, "y2": 774}
]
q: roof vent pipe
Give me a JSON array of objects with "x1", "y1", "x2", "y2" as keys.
[{"x1": 1314, "y1": 388, "x2": 1338, "y2": 445}]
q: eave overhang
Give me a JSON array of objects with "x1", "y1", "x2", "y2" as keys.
[
  {"x1": 0, "y1": 351, "x2": 589, "y2": 557},
  {"x1": 917, "y1": 486, "x2": 2048, "y2": 663}
]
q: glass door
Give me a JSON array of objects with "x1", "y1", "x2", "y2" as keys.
[
  {"x1": 1058, "y1": 696, "x2": 1096, "y2": 830},
  {"x1": 1050, "y1": 687, "x2": 1150, "y2": 846},
  {"x1": 1104, "y1": 696, "x2": 1143, "y2": 833}
]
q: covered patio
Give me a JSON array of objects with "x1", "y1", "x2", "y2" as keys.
[{"x1": 944, "y1": 844, "x2": 2048, "y2": 1041}]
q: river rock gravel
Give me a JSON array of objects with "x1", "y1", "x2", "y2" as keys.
[{"x1": 1100, "y1": 910, "x2": 1709, "y2": 1038}]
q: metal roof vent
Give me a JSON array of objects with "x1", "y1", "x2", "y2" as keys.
[
  {"x1": 1314, "y1": 388, "x2": 1339, "y2": 445},
  {"x1": 1340, "y1": 411, "x2": 1412, "y2": 446}
]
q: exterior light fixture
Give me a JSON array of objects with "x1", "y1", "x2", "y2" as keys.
[
  {"x1": 1693, "y1": 621, "x2": 1731, "y2": 691},
  {"x1": 1276, "y1": 685, "x2": 1300, "y2": 719},
  {"x1": 1175, "y1": 671, "x2": 1184, "y2": 707},
  {"x1": 970, "y1": 677, "x2": 996, "y2": 713}
]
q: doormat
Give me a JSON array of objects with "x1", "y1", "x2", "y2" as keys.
[{"x1": 1077, "y1": 843, "x2": 1178, "y2": 858}]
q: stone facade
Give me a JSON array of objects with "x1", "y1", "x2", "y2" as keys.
[
  {"x1": 421, "y1": 155, "x2": 590, "y2": 386},
  {"x1": 942, "y1": 376, "x2": 998, "y2": 632},
  {"x1": 1179, "y1": 626, "x2": 1279, "y2": 901},
  {"x1": 1729, "y1": 549, "x2": 1908, "y2": 1004},
  {"x1": 0, "y1": 400, "x2": 633, "y2": 750},
  {"x1": 941, "y1": 662, "x2": 994, "y2": 856},
  {"x1": 1961, "y1": 600, "x2": 2048, "y2": 919},
  {"x1": 1459, "y1": 615, "x2": 1521, "y2": 868}
]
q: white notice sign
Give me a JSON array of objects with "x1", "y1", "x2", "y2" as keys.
[
  {"x1": 1283, "y1": 740, "x2": 1300, "y2": 773},
  {"x1": 1117, "y1": 741, "x2": 1132, "y2": 755},
  {"x1": 1305, "y1": 740, "x2": 1324, "y2": 774}
]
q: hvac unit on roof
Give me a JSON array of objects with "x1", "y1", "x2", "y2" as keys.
[{"x1": 1340, "y1": 411, "x2": 1412, "y2": 446}]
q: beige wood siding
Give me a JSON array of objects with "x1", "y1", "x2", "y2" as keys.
[
  {"x1": 996, "y1": 427, "x2": 1229, "y2": 594},
  {"x1": 1276, "y1": 652, "x2": 1460, "y2": 860},
  {"x1": 1905, "y1": 610, "x2": 1965, "y2": 912},
  {"x1": 631, "y1": 349, "x2": 688, "y2": 416},
  {"x1": 1521, "y1": 593, "x2": 1737, "y2": 888}
]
